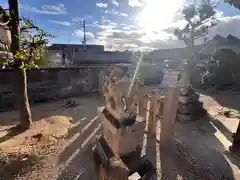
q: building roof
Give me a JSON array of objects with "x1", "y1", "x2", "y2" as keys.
[
  {"x1": 47, "y1": 44, "x2": 104, "y2": 51},
  {"x1": 145, "y1": 34, "x2": 240, "y2": 62},
  {"x1": 198, "y1": 34, "x2": 240, "y2": 55}
]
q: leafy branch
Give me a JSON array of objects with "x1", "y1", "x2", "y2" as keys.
[
  {"x1": 0, "y1": 7, "x2": 54, "y2": 69},
  {"x1": 19, "y1": 17, "x2": 55, "y2": 69}
]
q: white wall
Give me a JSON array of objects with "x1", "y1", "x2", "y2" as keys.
[{"x1": 47, "y1": 51, "x2": 62, "y2": 67}]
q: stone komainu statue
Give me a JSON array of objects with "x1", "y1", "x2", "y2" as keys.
[{"x1": 102, "y1": 67, "x2": 139, "y2": 120}]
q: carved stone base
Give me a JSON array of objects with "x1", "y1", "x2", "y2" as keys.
[
  {"x1": 177, "y1": 88, "x2": 206, "y2": 124},
  {"x1": 180, "y1": 87, "x2": 195, "y2": 96},
  {"x1": 178, "y1": 93, "x2": 200, "y2": 104},
  {"x1": 178, "y1": 101, "x2": 203, "y2": 115},
  {"x1": 92, "y1": 135, "x2": 154, "y2": 180},
  {"x1": 98, "y1": 106, "x2": 145, "y2": 156},
  {"x1": 176, "y1": 108, "x2": 207, "y2": 124}
]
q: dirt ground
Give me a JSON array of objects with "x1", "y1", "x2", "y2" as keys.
[
  {"x1": 0, "y1": 90, "x2": 239, "y2": 180},
  {"x1": 0, "y1": 95, "x2": 103, "y2": 180}
]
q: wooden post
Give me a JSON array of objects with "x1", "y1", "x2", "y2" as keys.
[
  {"x1": 159, "y1": 97, "x2": 164, "y2": 117},
  {"x1": 148, "y1": 90, "x2": 160, "y2": 136},
  {"x1": 138, "y1": 85, "x2": 148, "y2": 119},
  {"x1": 100, "y1": 164, "x2": 107, "y2": 180},
  {"x1": 160, "y1": 87, "x2": 180, "y2": 147}
]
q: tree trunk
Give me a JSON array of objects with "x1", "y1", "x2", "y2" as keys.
[
  {"x1": 183, "y1": 36, "x2": 195, "y2": 89},
  {"x1": 8, "y1": 0, "x2": 32, "y2": 129},
  {"x1": 16, "y1": 66, "x2": 32, "y2": 129}
]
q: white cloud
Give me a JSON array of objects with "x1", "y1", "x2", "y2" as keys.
[
  {"x1": 68, "y1": 8, "x2": 240, "y2": 52},
  {"x1": 103, "y1": 19, "x2": 112, "y2": 23},
  {"x1": 112, "y1": 0, "x2": 119, "y2": 7},
  {"x1": 93, "y1": 13, "x2": 240, "y2": 51},
  {"x1": 96, "y1": 3, "x2": 108, "y2": 8},
  {"x1": 1, "y1": 2, "x2": 8, "y2": 9},
  {"x1": 128, "y1": 0, "x2": 146, "y2": 7},
  {"x1": 21, "y1": 3, "x2": 67, "y2": 15},
  {"x1": 72, "y1": 30, "x2": 101, "y2": 45},
  {"x1": 72, "y1": 30, "x2": 95, "y2": 39},
  {"x1": 105, "y1": 9, "x2": 128, "y2": 16},
  {"x1": 136, "y1": 0, "x2": 185, "y2": 32},
  {"x1": 72, "y1": 16, "x2": 93, "y2": 22},
  {"x1": 120, "y1": 12, "x2": 128, "y2": 17},
  {"x1": 208, "y1": 15, "x2": 240, "y2": 38},
  {"x1": 95, "y1": 20, "x2": 146, "y2": 51},
  {"x1": 48, "y1": 20, "x2": 72, "y2": 26}
]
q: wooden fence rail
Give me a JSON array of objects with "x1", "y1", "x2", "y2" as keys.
[{"x1": 137, "y1": 86, "x2": 180, "y2": 147}]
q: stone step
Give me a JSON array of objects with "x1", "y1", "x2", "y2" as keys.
[
  {"x1": 179, "y1": 93, "x2": 200, "y2": 104},
  {"x1": 178, "y1": 101, "x2": 204, "y2": 115},
  {"x1": 176, "y1": 109, "x2": 207, "y2": 124},
  {"x1": 180, "y1": 87, "x2": 195, "y2": 96}
]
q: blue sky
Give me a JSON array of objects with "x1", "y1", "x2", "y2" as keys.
[{"x1": 1, "y1": 0, "x2": 239, "y2": 51}]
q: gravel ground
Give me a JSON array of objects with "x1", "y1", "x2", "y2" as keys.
[{"x1": 0, "y1": 95, "x2": 220, "y2": 180}]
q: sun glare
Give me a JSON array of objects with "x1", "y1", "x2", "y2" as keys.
[{"x1": 137, "y1": 0, "x2": 185, "y2": 32}]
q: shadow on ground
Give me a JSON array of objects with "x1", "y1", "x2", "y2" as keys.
[
  {"x1": 147, "y1": 134, "x2": 212, "y2": 180},
  {"x1": 0, "y1": 93, "x2": 102, "y2": 127},
  {"x1": 209, "y1": 115, "x2": 233, "y2": 143},
  {"x1": 174, "y1": 112, "x2": 237, "y2": 180},
  {"x1": 224, "y1": 150, "x2": 240, "y2": 169},
  {"x1": 0, "y1": 125, "x2": 26, "y2": 144},
  {"x1": 198, "y1": 89, "x2": 240, "y2": 111},
  {"x1": 56, "y1": 96, "x2": 103, "y2": 180},
  {"x1": 0, "y1": 94, "x2": 103, "y2": 143}
]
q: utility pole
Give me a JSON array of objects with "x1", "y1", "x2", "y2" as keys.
[
  {"x1": 77, "y1": 19, "x2": 86, "y2": 45},
  {"x1": 76, "y1": 19, "x2": 86, "y2": 52},
  {"x1": 83, "y1": 20, "x2": 86, "y2": 45}
]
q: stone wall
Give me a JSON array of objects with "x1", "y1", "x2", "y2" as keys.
[{"x1": 0, "y1": 66, "x2": 128, "y2": 111}]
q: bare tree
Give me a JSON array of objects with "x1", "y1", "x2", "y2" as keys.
[
  {"x1": 174, "y1": 0, "x2": 218, "y2": 87},
  {"x1": 224, "y1": 0, "x2": 240, "y2": 9}
]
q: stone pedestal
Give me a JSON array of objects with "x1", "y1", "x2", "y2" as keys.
[
  {"x1": 92, "y1": 135, "x2": 154, "y2": 180},
  {"x1": 98, "y1": 106, "x2": 145, "y2": 156},
  {"x1": 93, "y1": 107, "x2": 153, "y2": 180},
  {"x1": 177, "y1": 87, "x2": 206, "y2": 124},
  {"x1": 229, "y1": 122, "x2": 240, "y2": 157}
]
